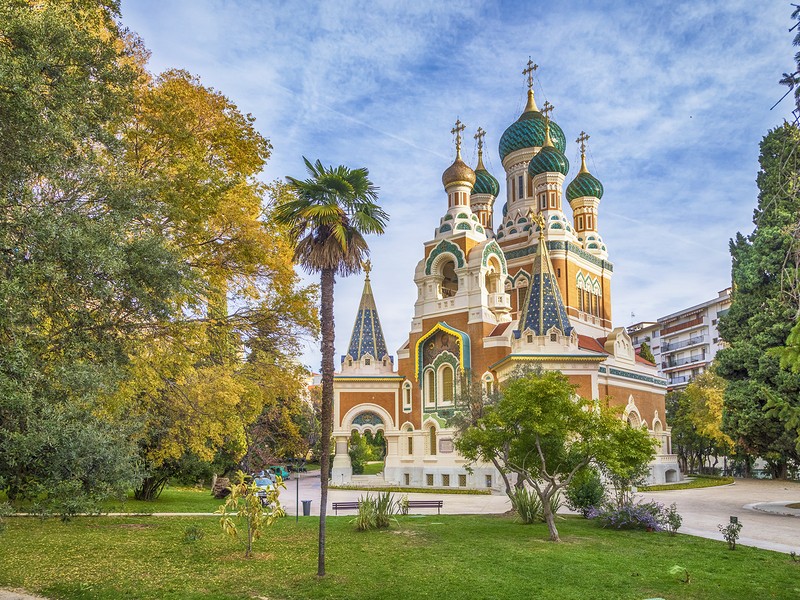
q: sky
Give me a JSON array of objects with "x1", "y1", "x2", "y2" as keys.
[{"x1": 121, "y1": 0, "x2": 796, "y2": 373}]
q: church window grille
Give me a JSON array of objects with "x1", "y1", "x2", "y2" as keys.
[
  {"x1": 424, "y1": 369, "x2": 435, "y2": 406},
  {"x1": 550, "y1": 332, "x2": 558, "y2": 342},
  {"x1": 518, "y1": 175, "x2": 524, "y2": 199},
  {"x1": 426, "y1": 474, "x2": 434, "y2": 486},
  {"x1": 365, "y1": 358, "x2": 370, "y2": 365},
  {"x1": 404, "y1": 473, "x2": 410, "y2": 486},
  {"x1": 440, "y1": 364, "x2": 454, "y2": 403},
  {"x1": 485, "y1": 474, "x2": 493, "y2": 488},
  {"x1": 403, "y1": 383, "x2": 412, "y2": 412},
  {"x1": 587, "y1": 214, "x2": 593, "y2": 230},
  {"x1": 458, "y1": 474, "x2": 467, "y2": 487},
  {"x1": 442, "y1": 474, "x2": 450, "y2": 487}
]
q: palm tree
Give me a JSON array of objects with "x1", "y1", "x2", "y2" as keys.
[{"x1": 275, "y1": 157, "x2": 386, "y2": 577}]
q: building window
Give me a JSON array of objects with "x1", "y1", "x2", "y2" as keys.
[
  {"x1": 518, "y1": 175, "x2": 524, "y2": 199},
  {"x1": 527, "y1": 175, "x2": 533, "y2": 197},
  {"x1": 549, "y1": 192, "x2": 556, "y2": 208},
  {"x1": 458, "y1": 474, "x2": 467, "y2": 487},
  {"x1": 426, "y1": 474, "x2": 434, "y2": 486},
  {"x1": 442, "y1": 474, "x2": 450, "y2": 487},
  {"x1": 550, "y1": 332, "x2": 558, "y2": 342},
  {"x1": 348, "y1": 359, "x2": 353, "y2": 366},
  {"x1": 424, "y1": 369, "x2": 435, "y2": 406},
  {"x1": 429, "y1": 426, "x2": 437, "y2": 455},
  {"x1": 440, "y1": 364, "x2": 454, "y2": 403},
  {"x1": 577, "y1": 215, "x2": 584, "y2": 230},
  {"x1": 407, "y1": 435, "x2": 413, "y2": 455},
  {"x1": 403, "y1": 382, "x2": 412, "y2": 412},
  {"x1": 587, "y1": 215, "x2": 593, "y2": 230},
  {"x1": 540, "y1": 193, "x2": 546, "y2": 209},
  {"x1": 365, "y1": 358, "x2": 370, "y2": 365},
  {"x1": 527, "y1": 334, "x2": 533, "y2": 343},
  {"x1": 404, "y1": 473, "x2": 410, "y2": 486},
  {"x1": 485, "y1": 474, "x2": 493, "y2": 488}
]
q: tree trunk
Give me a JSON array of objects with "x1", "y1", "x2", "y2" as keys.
[
  {"x1": 317, "y1": 267, "x2": 335, "y2": 577},
  {"x1": 541, "y1": 491, "x2": 560, "y2": 542},
  {"x1": 134, "y1": 474, "x2": 169, "y2": 501}
]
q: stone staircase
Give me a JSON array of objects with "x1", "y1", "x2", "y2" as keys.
[{"x1": 350, "y1": 474, "x2": 391, "y2": 487}]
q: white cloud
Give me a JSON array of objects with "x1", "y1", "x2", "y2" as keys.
[{"x1": 121, "y1": 0, "x2": 795, "y2": 370}]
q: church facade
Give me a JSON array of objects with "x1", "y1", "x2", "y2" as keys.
[{"x1": 332, "y1": 65, "x2": 680, "y2": 490}]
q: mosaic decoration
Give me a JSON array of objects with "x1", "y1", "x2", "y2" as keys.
[
  {"x1": 353, "y1": 412, "x2": 384, "y2": 426},
  {"x1": 481, "y1": 240, "x2": 508, "y2": 272},
  {"x1": 456, "y1": 222, "x2": 472, "y2": 230},
  {"x1": 499, "y1": 111, "x2": 567, "y2": 160},
  {"x1": 439, "y1": 224, "x2": 452, "y2": 233},
  {"x1": 425, "y1": 239, "x2": 465, "y2": 275},
  {"x1": 414, "y1": 322, "x2": 471, "y2": 382},
  {"x1": 528, "y1": 144, "x2": 570, "y2": 177},
  {"x1": 504, "y1": 241, "x2": 614, "y2": 272}
]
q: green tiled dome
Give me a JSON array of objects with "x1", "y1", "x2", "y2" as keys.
[
  {"x1": 499, "y1": 92, "x2": 567, "y2": 161},
  {"x1": 528, "y1": 145, "x2": 569, "y2": 177},
  {"x1": 473, "y1": 167, "x2": 500, "y2": 196},
  {"x1": 566, "y1": 171, "x2": 604, "y2": 201}
]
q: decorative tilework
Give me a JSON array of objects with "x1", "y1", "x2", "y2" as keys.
[
  {"x1": 481, "y1": 240, "x2": 508, "y2": 272},
  {"x1": 425, "y1": 239, "x2": 465, "y2": 274},
  {"x1": 516, "y1": 236, "x2": 574, "y2": 337},
  {"x1": 503, "y1": 241, "x2": 614, "y2": 272},
  {"x1": 414, "y1": 322, "x2": 471, "y2": 382},
  {"x1": 346, "y1": 274, "x2": 390, "y2": 363},
  {"x1": 456, "y1": 222, "x2": 472, "y2": 231}
]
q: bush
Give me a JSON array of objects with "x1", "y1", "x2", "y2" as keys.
[
  {"x1": 587, "y1": 500, "x2": 665, "y2": 531},
  {"x1": 664, "y1": 503, "x2": 682, "y2": 535},
  {"x1": 718, "y1": 520, "x2": 743, "y2": 550},
  {"x1": 565, "y1": 467, "x2": 606, "y2": 517},
  {"x1": 353, "y1": 492, "x2": 397, "y2": 531},
  {"x1": 510, "y1": 487, "x2": 543, "y2": 524}
]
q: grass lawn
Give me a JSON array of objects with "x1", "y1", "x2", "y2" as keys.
[
  {"x1": 1, "y1": 515, "x2": 797, "y2": 600},
  {"x1": 640, "y1": 475, "x2": 734, "y2": 492},
  {"x1": 361, "y1": 461, "x2": 384, "y2": 475},
  {"x1": 101, "y1": 487, "x2": 226, "y2": 514}
]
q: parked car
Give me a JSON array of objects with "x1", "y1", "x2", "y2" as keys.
[
  {"x1": 269, "y1": 465, "x2": 290, "y2": 481},
  {"x1": 253, "y1": 476, "x2": 275, "y2": 506}
]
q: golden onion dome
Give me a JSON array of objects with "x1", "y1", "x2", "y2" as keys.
[{"x1": 442, "y1": 150, "x2": 476, "y2": 188}]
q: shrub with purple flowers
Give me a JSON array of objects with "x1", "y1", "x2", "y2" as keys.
[{"x1": 587, "y1": 500, "x2": 667, "y2": 531}]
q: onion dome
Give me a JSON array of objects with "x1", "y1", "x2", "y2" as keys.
[
  {"x1": 566, "y1": 153, "x2": 604, "y2": 201},
  {"x1": 442, "y1": 154, "x2": 476, "y2": 188},
  {"x1": 499, "y1": 90, "x2": 567, "y2": 160},
  {"x1": 527, "y1": 123, "x2": 569, "y2": 177},
  {"x1": 472, "y1": 150, "x2": 499, "y2": 196}
]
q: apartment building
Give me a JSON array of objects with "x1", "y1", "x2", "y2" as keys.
[{"x1": 628, "y1": 288, "x2": 732, "y2": 390}]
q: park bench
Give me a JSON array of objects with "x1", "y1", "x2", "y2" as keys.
[
  {"x1": 331, "y1": 501, "x2": 360, "y2": 515},
  {"x1": 406, "y1": 500, "x2": 443, "y2": 515},
  {"x1": 332, "y1": 499, "x2": 444, "y2": 515}
]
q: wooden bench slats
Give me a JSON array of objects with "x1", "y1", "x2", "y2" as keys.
[{"x1": 331, "y1": 499, "x2": 443, "y2": 515}]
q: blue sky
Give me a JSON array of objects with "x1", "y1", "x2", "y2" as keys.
[{"x1": 121, "y1": 0, "x2": 796, "y2": 372}]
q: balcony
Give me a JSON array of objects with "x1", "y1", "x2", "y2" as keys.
[
  {"x1": 660, "y1": 316, "x2": 704, "y2": 336},
  {"x1": 488, "y1": 293, "x2": 511, "y2": 312},
  {"x1": 661, "y1": 335, "x2": 706, "y2": 353},
  {"x1": 668, "y1": 375, "x2": 688, "y2": 386},
  {"x1": 662, "y1": 353, "x2": 706, "y2": 370}
]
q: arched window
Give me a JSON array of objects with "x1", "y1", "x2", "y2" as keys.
[
  {"x1": 424, "y1": 369, "x2": 435, "y2": 406},
  {"x1": 402, "y1": 381, "x2": 412, "y2": 412},
  {"x1": 441, "y1": 259, "x2": 458, "y2": 297},
  {"x1": 429, "y1": 426, "x2": 437, "y2": 456},
  {"x1": 440, "y1": 364, "x2": 454, "y2": 403}
]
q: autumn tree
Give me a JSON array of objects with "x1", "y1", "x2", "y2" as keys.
[
  {"x1": 456, "y1": 369, "x2": 655, "y2": 542},
  {"x1": 0, "y1": 0, "x2": 183, "y2": 512}
]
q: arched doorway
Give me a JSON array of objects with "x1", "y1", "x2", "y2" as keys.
[{"x1": 349, "y1": 411, "x2": 387, "y2": 476}]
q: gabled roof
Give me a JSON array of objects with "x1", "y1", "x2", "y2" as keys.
[{"x1": 346, "y1": 271, "x2": 389, "y2": 362}]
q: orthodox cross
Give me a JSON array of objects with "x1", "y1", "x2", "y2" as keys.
[
  {"x1": 523, "y1": 58, "x2": 538, "y2": 90},
  {"x1": 451, "y1": 119, "x2": 466, "y2": 154},
  {"x1": 576, "y1": 131, "x2": 590, "y2": 154},
  {"x1": 541, "y1": 101, "x2": 554, "y2": 120},
  {"x1": 474, "y1": 127, "x2": 486, "y2": 154}
]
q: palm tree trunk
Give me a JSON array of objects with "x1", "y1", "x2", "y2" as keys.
[{"x1": 317, "y1": 267, "x2": 335, "y2": 577}]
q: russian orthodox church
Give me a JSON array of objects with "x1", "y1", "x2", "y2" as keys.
[{"x1": 332, "y1": 62, "x2": 680, "y2": 489}]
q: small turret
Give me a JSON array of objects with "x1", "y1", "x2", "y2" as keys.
[
  {"x1": 342, "y1": 261, "x2": 393, "y2": 374},
  {"x1": 470, "y1": 127, "x2": 499, "y2": 232},
  {"x1": 567, "y1": 131, "x2": 607, "y2": 258}
]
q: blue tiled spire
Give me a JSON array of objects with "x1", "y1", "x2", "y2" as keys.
[
  {"x1": 347, "y1": 265, "x2": 390, "y2": 362},
  {"x1": 516, "y1": 222, "x2": 574, "y2": 337}
]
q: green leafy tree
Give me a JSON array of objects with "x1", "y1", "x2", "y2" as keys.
[
  {"x1": 0, "y1": 0, "x2": 185, "y2": 513},
  {"x1": 218, "y1": 471, "x2": 284, "y2": 558},
  {"x1": 639, "y1": 342, "x2": 655, "y2": 364},
  {"x1": 716, "y1": 123, "x2": 800, "y2": 478},
  {"x1": 455, "y1": 369, "x2": 655, "y2": 542},
  {"x1": 274, "y1": 158, "x2": 387, "y2": 576}
]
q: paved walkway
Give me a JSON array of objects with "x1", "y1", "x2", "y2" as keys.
[{"x1": 638, "y1": 478, "x2": 800, "y2": 554}]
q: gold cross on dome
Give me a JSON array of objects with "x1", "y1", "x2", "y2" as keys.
[
  {"x1": 541, "y1": 101, "x2": 554, "y2": 120},
  {"x1": 474, "y1": 127, "x2": 486, "y2": 153},
  {"x1": 523, "y1": 58, "x2": 538, "y2": 90},
  {"x1": 451, "y1": 119, "x2": 466, "y2": 154},
  {"x1": 576, "y1": 131, "x2": 590, "y2": 154}
]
